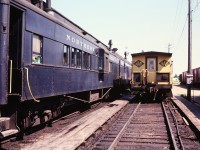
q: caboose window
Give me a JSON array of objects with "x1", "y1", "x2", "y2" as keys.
[
  {"x1": 83, "y1": 52, "x2": 90, "y2": 69},
  {"x1": 134, "y1": 73, "x2": 141, "y2": 82},
  {"x1": 147, "y1": 58, "x2": 156, "y2": 71},
  {"x1": 63, "y1": 45, "x2": 69, "y2": 66},
  {"x1": 71, "y1": 48, "x2": 76, "y2": 67},
  {"x1": 77, "y1": 50, "x2": 82, "y2": 68},
  {"x1": 32, "y1": 34, "x2": 42, "y2": 64},
  {"x1": 157, "y1": 73, "x2": 169, "y2": 82}
]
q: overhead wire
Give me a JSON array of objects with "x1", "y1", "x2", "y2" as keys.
[
  {"x1": 193, "y1": 0, "x2": 200, "y2": 21},
  {"x1": 169, "y1": 0, "x2": 180, "y2": 43},
  {"x1": 174, "y1": 0, "x2": 200, "y2": 56},
  {"x1": 175, "y1": 0, "x2": 184, "y2": 36},
  {"x1": 193, "y1": 0, "x2": 200, "y2": 12},
  {"x1": 176, "y1": 15, "x2": 188, "y2": 48},
  {"x1": 169, "y1": 0, "x2": 184, "y2": 48}
]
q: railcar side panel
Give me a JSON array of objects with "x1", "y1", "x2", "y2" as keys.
[
  {"x1": 52, "y1": 68, "x2": 70, "y2": 94},
  {"x1": 23, "y1": 31, "x2": 32, "y2": 65},
  {"x1": 43, "y1": 38, "x2": 63, "y2": 66},
  {"x1": 26, "y1": 9, "x2": 55, "y2": 39},
  {"x1": 55, "y1": 24, "x2": 83, "y2": 50},
  {"x1": 0, "y1": 0, "x2": 9, "y2": 104},
  {"x1": 22, "y1": 66, "x2": 54, "y2": 100}
]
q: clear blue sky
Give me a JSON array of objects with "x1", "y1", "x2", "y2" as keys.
[{"x1": 52, "y1": 0, "x2": 200, "y2": 76}]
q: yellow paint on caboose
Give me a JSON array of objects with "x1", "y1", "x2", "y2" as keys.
[
  {"x1": 131, "y1": 51, "x2": 172, "y2": 86},
  {"x1": 157, "y1": 55, "x2": 172, "y2": 72},
  {"x1": 132, "y1": 55, "x2": 146, "y2": 72}
]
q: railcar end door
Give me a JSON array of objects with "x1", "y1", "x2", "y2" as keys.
[{"x1": 146, "y1": 58, "x2": 157, "y2": 84}]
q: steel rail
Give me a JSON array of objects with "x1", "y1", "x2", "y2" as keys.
[
  {"x1": 107, "y1": 102, "x2": 141, "y2": 150},
  {"x1": 168, "y1": 101, "x2": 185, "y2": 150},
  {"x1": 162, "y1": 102, "x2": 179, "y2": 150}
]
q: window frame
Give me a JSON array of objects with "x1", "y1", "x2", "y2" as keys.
[
  {"x1": 32, "y1": 34, "x2": 43, "y2": 64},
  {"x1": 83, "y1": 52, "x2": 91, "y2": 70},
  {"x1": 147, "y1": 58, "x2": 156, "y2": 71},
  {"x1": 76, "y1": 49, "x2": 82, "y2": 69},
  {"x1": 71, "y1": 47, "x2": 77, "y2": 68},
  {"x1": 109, "y1": 62, "x2": 112, "y2": 73},
  {"x1": 63, "y1": 45, "x2": 70, "y2": 66},
  {"x1": 134, "y1": 73, "x2": 141, "y2": 82},
  {"x1": 156, "y1": 73, "x2": 170, "y2": 82}
]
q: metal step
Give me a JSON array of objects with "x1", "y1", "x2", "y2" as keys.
[
  {"x1": 0, "y1": 129, "x2": 19, "y2": 138},
  {"x1": 0, "y1": 117, "x2": 10, "y2": 130}
]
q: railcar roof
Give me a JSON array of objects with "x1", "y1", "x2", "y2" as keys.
[
  {"x1": 131, "y1": 51, "x2": 172, "y2": 57},
  {"x1": 12, "y1": 0, "x2": 109, "y2": 51},
  {"x1": 12, "y1": 0, "x2": 131, "y2": 63}
]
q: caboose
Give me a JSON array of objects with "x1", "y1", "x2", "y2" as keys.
[{"x1": 130, "y1": 51, "x2": 173, "y2": 101}]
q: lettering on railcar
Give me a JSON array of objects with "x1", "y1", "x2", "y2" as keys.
[{"x1": 66, "y1": 34, "x2": 95, "y2": 52}]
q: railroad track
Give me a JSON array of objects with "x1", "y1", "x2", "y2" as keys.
[
  {"x1": 92, "y1": 102, "x2": 172, "y2": 149},
  {"x1": 164, "y1": 100, "x2": 200, "y2": 150},
  {"x1": 2, "y1": 99, "x2": 200, "y2": 149},
  {"x1": 88, "y1": 100, "x2": 200, "y2": 150}
]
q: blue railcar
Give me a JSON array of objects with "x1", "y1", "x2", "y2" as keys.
[{"x1": 0, "y1": 0, "x2": 131, "y2": 138}]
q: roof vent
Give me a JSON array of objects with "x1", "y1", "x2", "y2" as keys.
[
  {"x1": 45, "y1": 0, "x2": 51, "y2": 12},
  {"x1": 108, "y1": 40, "x2": 112, "y2": 50},
  {"x1": 112, "y1": 48, "x2": 118, "y2": 53}
]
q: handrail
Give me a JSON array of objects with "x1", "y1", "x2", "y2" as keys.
[
  {"x1": 67, "y1": 96, "x2": 89, "y2": 103},
  {"x1": 99, "y1": 88, "x2": 112, "y2": 100},
  {"x1": 24, "y1": 67, "x2": 40, "y2": 102},
  {"x1": 67, "y1": 88, "x2": 112, "y2": 103},
  {"x1": 9, "y1": 60, "x2": 13, "y2": 93}
]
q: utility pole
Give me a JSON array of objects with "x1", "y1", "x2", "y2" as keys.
[{"x1": 187, "y1": 0, "x2": 192, "y2": 101}]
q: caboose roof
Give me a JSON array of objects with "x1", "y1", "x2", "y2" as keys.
[{"x1": 131, "y1": 51, "x2": 172, "y2": 57}]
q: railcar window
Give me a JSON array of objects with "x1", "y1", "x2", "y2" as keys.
[
  {"x1": 32, "y1": 34, "x2": 42, "y2": 64},
  {"x1": 83, "y1": 52, "x2": 90, "y2": 69},
  {"x1": 71, "y1": 48, "x2": 77, "y2": 67},
  {"x1": 109, "y1": 62, "x2": 112, "y2": 73},
  {"x1": 147, "y1": 58, "x2": 156, "y2": 71},
  {"x1": 99, "y1": 73, "x2": 104, "y2": 82},
  {"x1": 63, "y1": 45, "x2": 70, "y2": 66},
  {"x1": 121, "y1": 65, "x2": 124, "y2": 78},
  {"x1": 134, "y1": 73, "x2": 141, "y2": 82},
  {"x1": 99, "y1": 57, "x2": 103, "y2": 70},
  {"x1": 94, "y1": 56, "x2": 98, "y2": 70},
  {"x1": 124, "y1": 66, "x2": 127, "y2": 79},
  {"x1": 77, "y1": 50, "x2": 82, "y2": 68},
  {"x1": 157, "y1": 73, "x2": 169, "y2": 82},
  {"x1": 105, "y1": 57, "x2": 109, "y2": 72}
]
